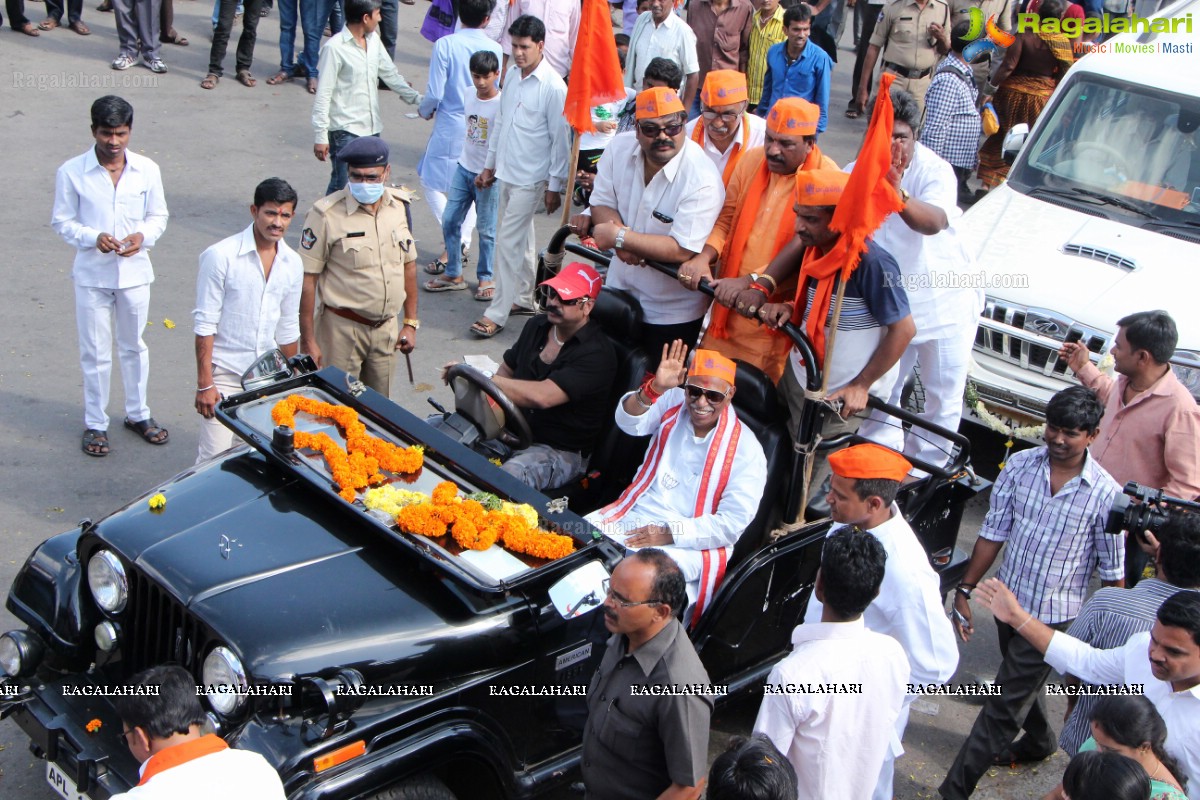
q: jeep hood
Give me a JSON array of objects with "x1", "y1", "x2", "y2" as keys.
[
  {"x1": 89, "y1": 453, "x2": 527, "y2": 681},
  {"x1": 960, "y1": 185, "x2": 1200, "y2": 345}
]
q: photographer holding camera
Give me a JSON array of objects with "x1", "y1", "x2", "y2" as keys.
[
  {"x1": 1057, "y1": 511, "x2": 1200, "y2": 756},
  {"x1": 1060, "y1": 310, "x2": 1200, "y2": 585}
]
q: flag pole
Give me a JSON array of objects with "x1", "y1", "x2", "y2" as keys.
[{"x1": 561, "y1": 133, "x2": 581, "y2": 227}]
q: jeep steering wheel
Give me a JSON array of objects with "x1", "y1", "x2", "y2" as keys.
[
  {"x1": 444, "y1": 363, "x2": 535, "y2": 451},
  {"x1": 1073, "y1": 141, "x2": 1130, "y2": 177}
]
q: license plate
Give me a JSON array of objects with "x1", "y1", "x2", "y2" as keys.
[{"x1": 45, "y1": 762, "x2": 90, "y2": 800}]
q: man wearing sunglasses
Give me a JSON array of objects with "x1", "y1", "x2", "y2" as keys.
[
  {"x1": 684, "y1": 71, "x2": 767, "y2": 187},
  {"x1": 587, "y1": 343, "x2": 766, "y2": 624},
  {"x1": 463, "y1": 263, "x2": 616, "y2": 491},
  {"x1": 572, "y1": 87, "x2": 724, "y2": 369}
]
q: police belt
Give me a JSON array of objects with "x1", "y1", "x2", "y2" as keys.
[
  {"x1": 326, "y1": 305, "x2": 393, "y2": 329},
  {"x1": 884, "y1": 61, "x2": 934, "y2": 80}
]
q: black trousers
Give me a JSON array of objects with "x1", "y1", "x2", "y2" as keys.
[
  {"x1": 641, "y1": 318, "x2": 705, "y2": 372},
  {"x1": 6, "y1": 0, "x2": 32, "y2": 28},
  {"x1": 44, "y1": 0, "x2": 82, "y2": 24},
  {"x1": 940, "y1": 619, "x2": 1070, "y2": 800},
  {"x1": 208, "y1": 0, "x2": 264, "y2": 75},
  {"x1": 850, "y1": 2, "x2": 883, "y2": 103}
]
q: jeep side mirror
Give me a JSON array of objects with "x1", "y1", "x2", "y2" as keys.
[
  {"x1": 548, "y1": 560, "x2": 610, "y2": 619},
  {"x1": 1002, "y1": 123, "x2": 1029, "y2": 165},
  {"x1": 241, "y1": 350, "x2": 292, "y2": 392}
]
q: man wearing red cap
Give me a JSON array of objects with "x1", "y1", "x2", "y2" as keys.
[
  {"x1": 572, "y1": 87, "x2": 725, "y2": 369},
  {"x1": 803, "y1": 442, "x2": 959, "y2": 800},
  {"x1": 587, "y1": 341, "x2": 767, "y2": 624},
  {"x1": 683, "y1": 70, "x2": 766, "y2": 186},
  {"x1": 447, "y1": 263, "x2": 616, "y2": 490},
  {"x1": 679, "y1": 96, "x2": 838, "y2": 383}
]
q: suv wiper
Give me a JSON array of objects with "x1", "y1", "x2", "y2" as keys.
[{"x1": 1068, "y1": 187, "x2": 1157, "y2": 218}]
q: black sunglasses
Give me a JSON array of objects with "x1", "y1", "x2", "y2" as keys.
[
  {"x1": 684, "y1": 383, "x2": 730, "y2": 404},
  {"x1": 538, "y1": 286, "x2": 587, "y2": 306},
  {"x1": 637, "y1": 121, "x2": 684, "y2": 138}
]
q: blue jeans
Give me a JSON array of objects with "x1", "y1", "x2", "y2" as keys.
[
  {"x1": 325, "y1": 130, "x2": 378, "y2": 196},
  {"x1": 442, "y1": 164, "x2": 497, "y2": 282},
  {"x1": 278, "y1": 0, "x2": 312, "y2": 73},
  {"x1": 302, "y1": 0, "x2": 342, "y2": 78}
]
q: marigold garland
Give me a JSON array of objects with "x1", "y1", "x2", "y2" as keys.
[{"x1": 272, "y1": 395, "x2": 424, "y2": 502}]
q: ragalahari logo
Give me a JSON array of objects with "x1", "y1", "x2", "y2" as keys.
[{"x1": 962, "y1": 7, "x2": 1017, "y2": 63}]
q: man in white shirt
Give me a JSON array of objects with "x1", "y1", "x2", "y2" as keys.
[
  {"x1": 111, "y1": 664, "x2": 285, "y2": 799},
  {"x1": 754, "y1": 526, "x2": 911, "y2": 800},
  {"x1": 853, "y1": 88, "x2": 982, "y2": 474},
  {"x1": 572, "y1": 86, "x2": 724, "y2": 368},
  {"x1": 625, "y1": 0, "x2": 701, "y2": 107},
  {"x1": 973, "y1": 582, "x2": 1200, "y2": 789},
  {"x1": 587, "y1": 345, "x2": 767, "y2": 624},
  {"x1": 52, "y1": 95, "x2": 170, "y2": 458},
  {"x1": 472, "y1": 14, "x2": 570, "y2": 338},
  {"x1": 311, "y1": 0, "x2": 422, "y2": 196},
  {"x1": 684, "y1": 70, "x2": 767, "y2": 186},
  {"x1": 193, "y1": 178, "x2": 304, "y2": 463},
  {"x1": 802, "y1": 442, "x2": 959, "y2": 800},
  {"x1": 500, "y1": 0, "x2": 579, "y2": 77}
]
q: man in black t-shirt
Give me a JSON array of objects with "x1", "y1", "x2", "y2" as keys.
[{"x1": 491, "y1": 263, "x2": 617, "y2": 490}]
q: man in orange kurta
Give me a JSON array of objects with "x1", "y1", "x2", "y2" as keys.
[{"x1": 678, "y1": 97, "x2": 838, "y2": 382}]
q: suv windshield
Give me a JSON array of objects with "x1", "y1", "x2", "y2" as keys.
[{"x1": 1009, "y1": 74, "x2": 1200, "y2": 227}]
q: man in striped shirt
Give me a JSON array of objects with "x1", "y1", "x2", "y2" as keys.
[
  {"x1": 1058, "y1": 512, "x2": 1200, "y2": 754},
  {"x1": 747, "y1": 0, "x2": 786, "y2": 110},
  {"x1": 942, "y1": 385, "x2": 1124, "y2": 800}
]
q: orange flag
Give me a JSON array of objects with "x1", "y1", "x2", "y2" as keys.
[
  {"x1": 563, "y1": 0, "x2": 627, "y2": 133},
  {"x1": 791, "y1": 72, "x2": 905, "y2": 365}
]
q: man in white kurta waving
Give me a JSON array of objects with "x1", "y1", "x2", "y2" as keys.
[{"x1": 587, "y1": 342, "x2": 767, "y2": 625}]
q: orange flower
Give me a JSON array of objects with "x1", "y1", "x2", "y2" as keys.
[
  {"x1": 432, "y1": 481, "x2": 460, "y2": 506},
  {"x1": 396, "y1": 503, "x2": 448, "y2": 537},
  {"x1": 86, "y1": 718, "x2": 102, "y2": 733}
]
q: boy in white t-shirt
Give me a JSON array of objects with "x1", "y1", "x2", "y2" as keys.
[{"x1": 424, "y1": 50, "x2": 501, "y2": 300}]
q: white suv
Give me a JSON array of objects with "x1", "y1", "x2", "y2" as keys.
[{"x1": 960, "y1": 0, "x2": 1200, "y2": 423}]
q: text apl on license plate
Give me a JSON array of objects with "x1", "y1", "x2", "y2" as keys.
[{"x1": 46, "y1": 761, "x2": 90, "y2": 800}]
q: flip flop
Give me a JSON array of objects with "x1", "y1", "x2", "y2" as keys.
[
  {"x1": 201, "y1": 73, "x2": 219, "y2": 89},
  {"x1": 509, "y1": 305, "x2": 536, "y2": 317},
  {"x1": 69, "y1": 20, "x2": 91, "y2": 33},
  {"x1": 424, "y1": 259, "x2": 447, "y2": 275},
  {"x1": 470, "y1": 319, "x2": 502, "y2": 338},
  {"x1": 474, "y1": 283, "x2": 495, "y2": 301},
  {"x1": 236, "y1": 69, "x2": 257, "y2": 87},
  {"x1": 124, "y1": 416, "x2": 169, "y2": 445},
  {"x1": 845, "y1": 104, "x2": 863, "y2": 119},
  {"x1": 307, "y1": 77, "x2": 318, "y2": 93},
  {"x1": 161, "y1": 31, "x2": 189, "y2": 45},
  {"x1": 20, "y1": 21, "x2": 41, "y2": 34},
  {"x1": 38, "y1": 17, "x2": 60, "y2": 29},
  {"x1": 424, "y1": 276, "x2": 467, "y2": 292},
  {"x1": 82, "y1": 429, "x2": 110, "y2": 457},
  {"x1": 266, "y1": 70, "x2": 291, "y2": 85}
]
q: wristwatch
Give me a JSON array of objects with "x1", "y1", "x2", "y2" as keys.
[
  {"x1": 402, "y1": 318, "x2": 421, "y2": 330},
  {"x1": 955, "y1": 583, "x2": 974, "y2": 599},
  {"x1": 614, "y1": 227, "x2": 628, "y2": 250},
  {"x1": 900, "y1": 188, "x2": 911, "y2": 206}
]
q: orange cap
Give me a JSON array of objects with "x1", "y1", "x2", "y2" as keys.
[
  {"x1": 794, "y1": 169, "x2": 849, "y2": 206},
  {"x1": 829, "y1": 443, "x2": 912, "y2": 483},
  {"x1": 700, "y1": 70, "x2": 748, "y2": 107},
  {"x1": 636, "y1": 86, "x2": 686, "y2": 120},
  {"x1": 766, "y1": 97, "x2": 820, "y2": 136},
  {"x1": 688, "y1": 349, "x2": 737, "y2": 385}
]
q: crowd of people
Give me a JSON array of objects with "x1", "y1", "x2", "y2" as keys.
[{"x1": 38, "y1": 0, "x2": 1200, "y2": 795}]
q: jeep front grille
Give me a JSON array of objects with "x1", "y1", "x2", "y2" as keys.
[
  {"x1": 975, "y1": 301, "x2": 1110, "y2": 377},
  {"x1": 125, "y1": 568, "x2": 209, "y2": 676}
]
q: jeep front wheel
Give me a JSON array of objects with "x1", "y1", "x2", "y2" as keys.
[{"x1": 366, "y1": 774, "x2": 456, "y2": 800}]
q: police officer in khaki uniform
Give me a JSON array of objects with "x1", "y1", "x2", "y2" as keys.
[
  {"x1": 855, "y1": 0, "x2": 951, "y2": 115},
  {"x1": 950, "y1": 0, "x2": 1015, "y2": 87},
  {"x1": 298, "y1": 137, "x2": 419, "y2": 398}
]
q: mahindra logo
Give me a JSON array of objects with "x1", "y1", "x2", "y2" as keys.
[{"x1": 1031, "y1": 319, "x2": 1062, "y2": 336}]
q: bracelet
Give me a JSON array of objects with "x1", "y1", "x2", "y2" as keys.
[
  {"x1": 748, "y1": 283, "x2": 770, "y2": 298},
  {"x1": 755, "y1": 273, "x2": 778, "y2": 292},
  {"x1": 197, "y1": 385, "x2": 215, "y2": 393},
  {"x1": 632, "y1": 389, "x2": 653, "y2": 409},
  {"x1": 640, "y1": 376, "x2": 662, "y2": 402},
  {"x1": 1015, "y1": 614, "x2": 1034, "y2": 633}
]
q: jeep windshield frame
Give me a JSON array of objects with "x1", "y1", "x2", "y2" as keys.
[{"x1": 1008, "y1": 73, "x2": 1200, "y2": 228}]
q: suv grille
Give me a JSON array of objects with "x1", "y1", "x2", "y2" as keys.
[
  {"x1": 975, "y1": 301, "x2": 1110, "y2": 377},
  {"x1": 125, "y1": 568, "x2": 210, "y2": 676},
  {"x1": 1062, "y1": 244, "x2": 1137, "y2": 272}
]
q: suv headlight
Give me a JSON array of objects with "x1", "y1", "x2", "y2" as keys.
[
  {"x1": 0, "y1": 631, "x2": 45, "y2": 678},
  {"x1": 87, "y1": 550, "x2": 128, "y2": 614},
  {"x1": 1171, "y1": 351, "x2": 1200, "y2": 403},
  {"x1": 202, "y1": 646, "x2": 248, "y2": 715}
]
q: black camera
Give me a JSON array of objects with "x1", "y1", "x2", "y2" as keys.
[{"x1": 1105, "y1": 481, "x2": 1200, "y2": 538}]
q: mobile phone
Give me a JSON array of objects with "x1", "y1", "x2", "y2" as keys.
[{"x1": 652, "y1": 210, "x2": 674, "y2": 224}]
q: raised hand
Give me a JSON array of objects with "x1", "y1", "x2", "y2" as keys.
[{"x1": 651, "y1": 339, "x2": 689, "y2": 394}]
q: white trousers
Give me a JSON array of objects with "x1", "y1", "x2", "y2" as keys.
[
  {"x1": 874, "y1": 695, "x2": 914, "y2": 800},
  {"x1": 858, "y1": 315, "x2": 977, "y2": 471},
  {"x1": 420, "y1": 175, "x2": 475, "y2": 252},
  {"x1": 75, "y1": 283, "x2": 151, "y2": 431},
  {"x1": 484, "y1": 180, "x2": 545, "y2": 328},
  {"x1": 196, "y1": 365, "x2": 244, "y2": 464}
]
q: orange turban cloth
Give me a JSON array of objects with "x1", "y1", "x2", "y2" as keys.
[
  {"x1": 766, "y1": 97, "x2": 820, "y2": 136},
  {"x1": 636, "y1": 87, "x2": 686, "y2": 120},
  {"x1": 688, "y1": 349, "x2": 737, "y2": 385},
  {"x1": 700, "y1": 70, "x2": 748, "y2": 106},
  {"x1": 795, "y1": 168, "x2": 849, "y2": 206},
  {"x1": 829, "y1": 443, "x2": 912, "y2": 483}
]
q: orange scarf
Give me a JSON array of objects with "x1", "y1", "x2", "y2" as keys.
[
  {"x1": 691, "y1": 115, "x2": 750, "y2": 186},
  {"x1": 707, "y1": 144, "x2": 827, "y2": 340},
  {"x1": 138, "y1": 734, "x2": 229, "y2": 786},
  {"x1": 791, "y1": 74, "x2": 904, "y2": 365}
]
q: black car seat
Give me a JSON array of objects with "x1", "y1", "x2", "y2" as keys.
[{"x1": 727, "y1": 361, "x2": 791, "y2": 568}]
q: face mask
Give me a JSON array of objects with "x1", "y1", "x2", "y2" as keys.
[{"x1": 348, "y1": 181, "x2": 384, "y2": 204}]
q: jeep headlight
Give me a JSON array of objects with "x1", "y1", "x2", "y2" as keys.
[
  {"x1": 87, "y1": 550, "x2": 128, "y2": 614},
  {"x1": 202, "y1": 646, "x2": 248, "y2": 715},
  {"x1": 1172, "y1": 351, "x2": 1200, "y2": 403}
]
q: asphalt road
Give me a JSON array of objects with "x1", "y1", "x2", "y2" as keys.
[{"x1": 0, "y1": 5, "x2": 1066, "y2": 798}]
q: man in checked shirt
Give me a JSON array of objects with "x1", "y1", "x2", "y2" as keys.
[{"x1": 940, "y1": 385, "x2": 1124, "y2": 800}]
